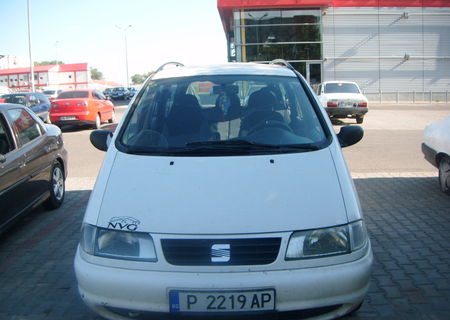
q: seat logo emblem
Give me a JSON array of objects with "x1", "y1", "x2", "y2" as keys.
[{"x1": 211, "y1": 244, "x2": 230, "y2": 262}]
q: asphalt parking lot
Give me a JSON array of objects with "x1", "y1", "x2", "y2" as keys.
[{"x1": 0, "y1": 103, "x2": 449, "y2": 320}]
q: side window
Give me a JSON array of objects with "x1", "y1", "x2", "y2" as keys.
[
  {"x1": 7, "y1": 109, "x2": 42, "y2": 145},
  {"x1": 97, "y1": 91, "x2": 106, "y2": 100},
  {"x1": 93, "y1": 91, "x2": 105, "y2": 100},
  {"x1": 28, "y1": 95, "x2": 37, "y2": 106},
  {"x1": 0, "y1": 114, "x2": 14, "y2": 155}
]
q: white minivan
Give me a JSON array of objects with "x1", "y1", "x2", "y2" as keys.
[{"x1": 74, "y1": 61, "x2": 372, "y2": 320}]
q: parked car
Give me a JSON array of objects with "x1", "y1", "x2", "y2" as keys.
[
  {"x1": 127, "y1": 87, "x2": 137, "y2": 98},
  {"x1": 0, "y1": 95, "x2": 5, "y2": 103},
  {"x1": 74, "y1": 61, "x2": 372, "y2": 320},
  {"x1": 103, "y1": 88, "x2": 114, "y2": 99},
  {"x1": 317, "y1": 81, "x2": 368, "y2": 124},
  {"x1": 42, "y1": 89, "x2": 62, "y2": 101},
  {"x1": 422, "y1": 114, "x2": 450, "y2": 195},
  {"x1": 50, "y1": 89, "x2": 115, "y2": 129},
  {"x1": 0, "y1": 103, "x2": 67, "y2": 233},
  {"x1": 110, "y1": 87, "x2": 130, "y2": 100},
  {"x1": 2, "y1": 92, "x2": 51, "y2": 123}
]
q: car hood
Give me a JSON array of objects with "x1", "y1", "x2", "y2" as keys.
[
  {"x1": 94, "y1": 149, "x2": 348, "y2": 235},
  {"x1": 322, "y1": 93, "x2": 367, "y2": 101}
]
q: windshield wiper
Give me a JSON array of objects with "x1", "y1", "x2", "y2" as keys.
[{"x1": 186, "y1": 139, "x2": 320, "y2": 150}]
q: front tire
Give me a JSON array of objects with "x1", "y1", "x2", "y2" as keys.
[
  {"x1": 438, "y1": 157, "x2": 450, "y2": 195},
  {"x1": 43, "y1": 162, "x2": 65, "y2": 209},
  {"x1": 108, "y1": 110, "x2": 115, "y2": 123}
]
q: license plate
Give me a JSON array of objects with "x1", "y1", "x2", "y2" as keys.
[
  {"x1": 60, "y1": 116, "x2": 76, "y2": 120},
  {"x1": 170, "y1": 289, "x2": 275, "y2": 313}
]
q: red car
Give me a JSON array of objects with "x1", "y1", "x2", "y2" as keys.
[{"x1": 50, "y1": 89, "x2": 115, "y2": 129}]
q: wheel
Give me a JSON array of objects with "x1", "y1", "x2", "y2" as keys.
[
  {"x1": 94, "y1": 113, "x2": 101, "y2": 129},
  {"x1": 356, "y1": 116, "x2": 364, "y2": 124},
  {"x1": 108, "y1": 110, "x2": 115, "y2": 123},
  {"x1": 43, "y1": 162, "x2": 65, "y2": 209},
  {"x1": 438, "y1": 157, "x2": 450, "y2": 195}
]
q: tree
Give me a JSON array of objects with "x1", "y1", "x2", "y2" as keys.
[
  {"x1": 34, "y1": 60, "x2": 64, "y2": 66},
  {"x1": 90, "y1": 67, "x2": 104, "y2": 80},
  {"x1": 131, "y1": 71, "x2": 154, "y2": 85}
]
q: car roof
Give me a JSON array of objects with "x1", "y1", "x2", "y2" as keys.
[
  {"x1": 3, "y1": 92, "x2": 33, "y2": 96},
  {"x1": 152, "y1": 63, "x2": 297, "y2": 80},
  {"x1": 321, "y1": 81, "x2": 359, "y2": 85},
  {"x1": 0, "y1": 103, "x2": 27, "y2": 112},
  {"x1": 60, "y1": 89, "x2": 93, "y2": 93}
]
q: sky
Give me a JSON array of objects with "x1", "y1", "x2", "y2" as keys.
[{"x1": 0, "y1": 0, "x2": 228, "y2": 84}]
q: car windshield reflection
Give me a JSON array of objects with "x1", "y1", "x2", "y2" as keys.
[{"x1": 118, "y1": 75, "x2": 328, "y2": 155}]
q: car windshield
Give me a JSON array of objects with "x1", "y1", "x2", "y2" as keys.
[
  {"x1": 3, "y1": 95, "x2": 27, "y2": 105},
  {"x1": 324, "y1": 83, "x2": 360, "y2": 94},
  {"x1": 118, "y1": 74, "x2": 328, "y2": 156},
  {"x1": 57, "y1": 91, "x2": 89, "y2": 99}
]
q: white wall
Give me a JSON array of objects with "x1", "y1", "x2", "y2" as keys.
[{"x1": 322, "y1": 7, "x2": 450, "y2": 94}]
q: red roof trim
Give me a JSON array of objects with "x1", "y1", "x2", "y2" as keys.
[
  {"x1": 0, "y1": 63, "x2": 89, "y2": 76},
  {"x1": 59, "y1": 63, "x2": 88, "y2": 72},
  {"x1": 218, "y1": 0, "x2": 450, "y2": 8}
]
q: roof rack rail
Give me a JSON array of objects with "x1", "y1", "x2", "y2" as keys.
[
  {"x1": 269, "y1": 59, "x2": 296, "y2": 72},
  {"x1": 155, "y1": 62, "x2": 184, "y2": 73}
]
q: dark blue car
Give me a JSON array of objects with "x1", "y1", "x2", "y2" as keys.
[{"x1": 2, "y1": 92, "x2": 51, "y2": 123}]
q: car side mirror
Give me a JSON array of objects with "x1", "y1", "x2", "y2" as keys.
[
  {"x1": 337, "y1": 126, "x2": 364, "y2": 147},
  {"x1": 90, "y1": 129, "x2": 113, "y2": 151}
]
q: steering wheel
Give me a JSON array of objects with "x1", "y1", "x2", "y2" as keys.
[{"x1": 247, "y1": 120, "x2": 293, "y2": 135}]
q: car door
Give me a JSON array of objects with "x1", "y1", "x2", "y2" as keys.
[
  {"x1": 6, "y1": 108, "x2": 53, "y2": 208},
  {"x1": 0, "y1": 111, "x2": 30, "y2": 229},
  {"x1": 36, "y1": 93, "x2": 50, "y2": 113}
]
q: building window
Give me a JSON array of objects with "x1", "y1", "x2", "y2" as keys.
[{"x1": 232, "y1": 8, "x2": 322, "y2": 80}]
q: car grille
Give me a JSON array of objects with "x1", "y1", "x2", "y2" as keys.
[{"x1": 161, "y1": 238, "x2": 281, "y2": 266}]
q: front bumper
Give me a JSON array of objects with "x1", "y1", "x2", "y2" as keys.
[
  {"x1": 325, "y1": 107, "x2": 368, "y2": 118},
  {"x1": 422, "y1": 143, "x2": 438, "y2": 168},
  {"x1": 74, "y1": 244, "x2": 373, "y2": 320},
  {"x1": 50, "y1": 111, "x2": 94, "y2": 127}
]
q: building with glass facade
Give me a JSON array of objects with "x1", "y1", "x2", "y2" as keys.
[{"x1": 217, "y1": 0, "x2": 450, "y2": 102}]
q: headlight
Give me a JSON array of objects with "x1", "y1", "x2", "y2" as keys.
[
  {"x1": 80, "y1": 224, "x2": 157, "y2": 262},
  {"x1": 285, "y1": 220, "x2": 368, "y2": 260}
]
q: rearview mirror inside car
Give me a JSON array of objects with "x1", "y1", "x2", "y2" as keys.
[
  {"x1": 90, "y1": 129, "x2": 113, "y2": 151},
  {"x1": 337, "y1": 126, "x2": 364, "y2": 147}
]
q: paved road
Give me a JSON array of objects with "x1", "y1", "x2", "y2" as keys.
[{"x1": 0, "y1": 103, "x2": 449, "y2": 319}]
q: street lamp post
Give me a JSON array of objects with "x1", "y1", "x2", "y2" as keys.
[
  {"x1": 115, "y1": 25, "x2": 132, "y2": 87},
  {"x1": 27, "y1": 0, "x2": 35, "y2": 92}
]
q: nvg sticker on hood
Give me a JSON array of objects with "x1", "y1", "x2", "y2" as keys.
[{"x1": 107, "y1": 216, "x2": 141, "y2": 231}]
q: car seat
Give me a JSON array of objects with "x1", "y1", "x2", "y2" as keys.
[
  {"x1": 239, "y1": 88, "x2": 285, "y2": 136},
  {"x1": 166, "y1": 94, "x2": 209, "y2": 147}
]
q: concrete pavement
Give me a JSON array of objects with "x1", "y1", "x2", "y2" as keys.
[{"x1": 0, "y1": 102, "x2": 449, "y2": 319}]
